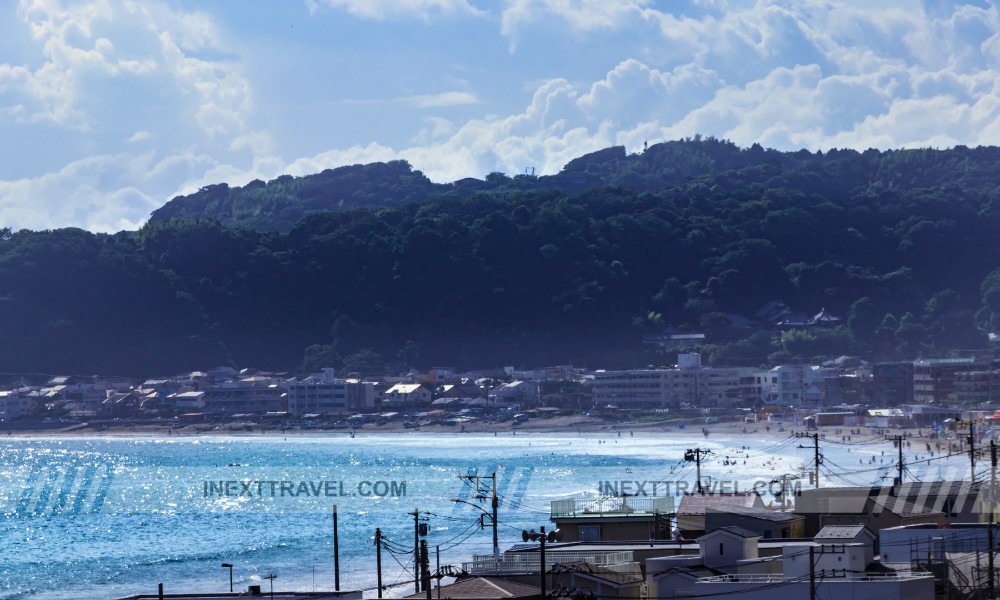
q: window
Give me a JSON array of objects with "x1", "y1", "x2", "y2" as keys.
[
  {"x1": 579, "y1": 526, "x2": 601, "y2": 542},
  {"x1": 942, "y1": 497, "x2": 959, "y2": 517},
  {"x1": 719, "y1": 542, "x2": 724, "y2": 555}
]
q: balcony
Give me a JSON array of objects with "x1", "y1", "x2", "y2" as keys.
[
  {"x1": 463, "y1": 550, "x2": 635, "y2": 576},
  {"x1": 550, "y1": 496, "x2": 675, "y2": 519}
]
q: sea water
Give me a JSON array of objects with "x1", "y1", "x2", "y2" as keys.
[{"x1": 0, "y1": 430, "x2": 971, "y2": 599}]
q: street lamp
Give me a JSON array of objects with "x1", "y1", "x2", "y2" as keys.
[
  {"x1": 220, "y1": 563, "x2": 233, "y2": 593},
  {"x1": 451, "y1": 497, "x2": 499, "y2": 558},
  {"x1": 522, "y1": 526, "x2": 561, "y2": 599}
]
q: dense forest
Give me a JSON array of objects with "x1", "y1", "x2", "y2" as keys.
[{"x1": 4, "y1": 138, "x2": 1000, "y2": 377}]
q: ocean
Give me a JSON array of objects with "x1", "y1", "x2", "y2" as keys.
[{"x1": 0, "y1": 430, "x2": 971, "y2": 599}]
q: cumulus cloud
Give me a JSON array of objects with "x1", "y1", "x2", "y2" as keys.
[
  {"x1": 310, "y1": 0, "x2": 484, "y2": 21},
  {"x1": 10, "y1": 0, "x2": 1000, "y2": 233}
]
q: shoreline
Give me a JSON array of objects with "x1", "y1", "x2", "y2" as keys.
[{"x1": 0, "y1": 415, "x2": 924, "y2": 445}]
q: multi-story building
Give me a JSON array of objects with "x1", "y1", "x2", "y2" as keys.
[
  {"x1": 913, "y1": 358, "x2": 987, "y2": 404},
  {"x1": 592, "y1": 354, "x2": 756, "y2": 409},
  {"x1": 201, "y1": 381, "x2": 286, "y2": 414},
  {"x1": 953, "y1": 367, "x2": 1000, "y2": 404},
  {"x1": 871, "y1": 361, "x2": 914, "y2": 405},
  {"x1": 754, "y1": 364, "x2": 820, "y2": 406},
  {"x1": 285, "y1": 369, "x2": 375, "y2": 415}
]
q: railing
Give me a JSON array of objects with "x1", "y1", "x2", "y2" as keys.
[
  {"x1": 551, "y1": 496, "x2": 674, "y2": 518},
  {"x1": 462, "y1": 551, "x2": 634, "y2": 575},
  {"x1": 697, "y1": 571, "x2": 932, "y2": 584}
]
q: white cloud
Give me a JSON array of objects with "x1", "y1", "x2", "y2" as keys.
[
  {"x1": 0, "y1": 153, "x2": 161, "y2": 232},
  {"x1": 126, "y1": 130, "x2": 152, "y2": 143},
  {"x1": 1, "y1": 0, "x2": 253, "y2": 140},
  {"x1": 312, "y1": 0, "x2": 484, "y2": 21},
  {"x1": 404, "y1": 91, "x2": 479, "y2": 108},
  {"x1": 500, "y1": 0, "x2": 653, "y2": 36}
]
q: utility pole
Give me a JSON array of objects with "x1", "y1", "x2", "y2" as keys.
[
  {"x1": 333, "y1": 504, "x2": 340, "y2": 591},
  {"x1": 458, "y1": 472, "x2": 500, "y2": 558},
  {"x1": 992, "y1": 440, "x2": 998, "y2": 523},
  {"x1": 796, "y1": 432, "x2": 821, "y2": 489},
  {"x1": 887, "y1": 435, "x2": 905, "y2": 485},
  {"x1": 421, "y1": 539, "x2": 431, "y2": 600},
  {"x1": 809, "y1": 545, "x2": 816, "y2": 600},
  {"x1": 684, "y1": 449, "x2": 710, "y2": 494},
  {"x1": 375, "y1": 528, "x2": 383, "y2": 599},
  {"x1": 968, "y1": 421, "x2": 977, "y2": 480},
  {"x1": 411, "y1": 508, "x2": 421, "y2": 594},
  {"x1": 989, "y1": 523, "x2": 995, "y2": 600},
  {"x1": 990, "y1": 441, "x2": 997, "y2": 600},
  {"x1": 491, "y1": 474, "x2": 499, "y2": 559}
]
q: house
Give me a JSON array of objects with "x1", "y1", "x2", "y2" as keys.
[
  {"x1": 549, "y1": 561, "x2": 645, "y2": 600},
  {"x1": 648, "y1": 525, "x2": 933, "y2": 600},
  {"x1": 403, "y1": 577, "x2": 539, "y2": 600},
  {"x1": 489, "y1": 381, "x2": 540, "y2": 407},
  {"x1": 382, "y1": 383, "x2": 432, "y2": 407},
  {"x1": 0, "y1": 390, "x2": 32, "y2": 421},
  {"x1": 794, "y1": 485, "x2": 951, "y2": 536},
  {"x1": 462, "y1": 545, "x2": 643, "y2": 600},
  {"x1": 704, "y1": 505, "x2": 805, "y2": 539},
  {"x1": 549, "y1": 495, "x2": 675, "y2": 542},
  {"x1": 676, "y1": 492, "x2": 764, "y2": 538}
]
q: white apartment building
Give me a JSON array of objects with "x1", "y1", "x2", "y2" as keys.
[
  {"x1": 754, "y1": 364, "x2": 821, "y2": 406},
  {"x1": 285, "y1": 368, "x2": 375, "y2": 414},
  {"x1": 0, "y1": 390, "x2": 32, "y2": 421},
  {"x1": 592, "y1": 354, "x2": 756, "y2": 409}
]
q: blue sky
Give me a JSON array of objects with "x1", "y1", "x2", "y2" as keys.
[{"x1": 2, "y1": 0, "x2": 999, "y2": 232}]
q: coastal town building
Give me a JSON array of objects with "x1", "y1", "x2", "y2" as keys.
[
  {"x1": 704, "y1": 505, "x2": 806, "y2": 539},
  {"x1": 592, "y1": 354, "x2": 756, "y2": 409},
  {"x1": 0, "y1": 389, "x2": 31, "y2": 421},
  {"x1": 549, "y1": 495, "x2": 675, "y2": 542},
  {"x1": 913, "y1": 357, "x2": 989, "y2": 403},
  {"x1": 489, "y1": 380, "x2": 540, "y2": 407},
  {"x1": 675, "y1": 492, "x2": 765, "y2": 538},
  {"x1": 754, "y1": 364, "x2": 821, "y2": 406},
  {"x1": 286, "y1": 369, "x2": 375, "y2": 414},
  {"x1": 648, "y1": 525, "x2": 933, "y2": 600},
  {"x1": 381, "y1": 382, "x2": 432, "y2": 407}
]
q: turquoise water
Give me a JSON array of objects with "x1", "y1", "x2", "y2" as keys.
[{"x1": 0, "y1": 431, "x2": 964, "y2": 599}]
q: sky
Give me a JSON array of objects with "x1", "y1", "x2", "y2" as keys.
[{"x1": 3, "y1": 0, "x2": 1000, "y2": 232}]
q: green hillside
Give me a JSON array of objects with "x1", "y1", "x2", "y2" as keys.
[{"x1": 4, "y1": 138, "x2": 1000, "y2": 376}]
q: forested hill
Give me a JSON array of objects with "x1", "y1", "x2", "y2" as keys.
[{"x1": 6, "y1": 138, "x2": 1000, "y2": 377}]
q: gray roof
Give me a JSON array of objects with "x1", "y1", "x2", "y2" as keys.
[
  {"x1": 706, "y1": 505, "x2": 804, "y2": 522},
  {"x1": 698, "y1": 525, "x2": 760, "y2": 540},
  {"x1": 814, "y1": 525, "x2": 873, "y2": 541}
]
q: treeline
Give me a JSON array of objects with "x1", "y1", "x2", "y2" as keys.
[{"x1": 5, "y1": 138, "x2": 1000, "y2": 376}]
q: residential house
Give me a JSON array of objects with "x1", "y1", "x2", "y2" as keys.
[
  {"x1": 0, "y1": 390, "x2": 32, "y2": 421},
  {"x1": 676, "y1": 492, "x2": 765, "y2": 538},
  {"x1": 549, "y1": 496, "x2": 675, "y2": 542},
  {"x1": 704, "y1": 505, "x2": 805, "y2": 539},
  {"x1": 793, "y1": 484, "x2": 959, "y2": 536},
  {"x1": 381, "y1": 383, "x2": 432, "y2": 407},
  {"x1": 489, "y1": 380, "x2": 541, "y2": 407},
  {"x1": 648, "y1": 525, "x2": 933, "y2": 600},
  {"x1": 403, "y1": 577, "x2": 540, "y2": 600}
]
